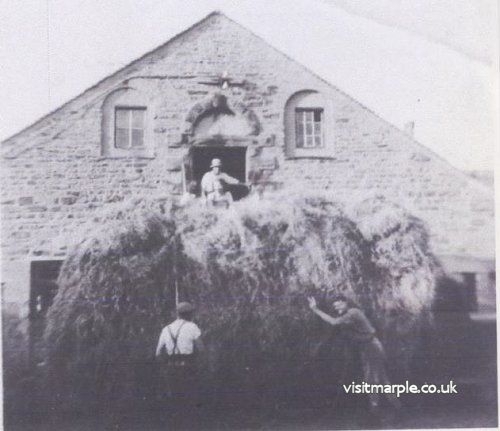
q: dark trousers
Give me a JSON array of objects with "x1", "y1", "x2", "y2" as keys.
[
  {"x1": 160, "y1": 357, "x2": 201, "y2": 400},
  {"x1": 157, "y1": 357, "x2": 205, "y2": 427}
]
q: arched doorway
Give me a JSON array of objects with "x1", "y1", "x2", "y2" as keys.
[{"x1": 182, "y1": 93, "x2": 260, "y2": 201}]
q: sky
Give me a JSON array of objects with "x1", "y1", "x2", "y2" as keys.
[{"x1": 1, "y1": 0, "x2": 498, "y2": 171}]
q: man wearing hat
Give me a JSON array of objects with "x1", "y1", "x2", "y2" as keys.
[
  {"x1": 201, "y1": 158, "x2": 241, "y2": 207},
  {"x1": 155, "y1": 301, "x2": 203, "y2": 418}
]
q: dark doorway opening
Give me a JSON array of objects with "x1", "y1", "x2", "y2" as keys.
[
  {"x1": 434, "y1": 272, "x2": 478, "y2": 313},
  {"x1": 189, "y1": 145, "x2": 249, "y2": 201},
  {"x1": 29, "y1": 260, "x2": 63, "y2": 363},
  {"x1": 30, "y1": 260, "x2": 62, "y2": 318}
]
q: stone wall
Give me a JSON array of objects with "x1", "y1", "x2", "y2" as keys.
[{"x1": 1, "y1": 12, "x2": 494, "y2": 312}]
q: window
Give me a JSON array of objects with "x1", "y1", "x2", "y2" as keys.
[
  {"x1": 295, "y1": 108, "x2": 323, "y2": 148},
  {"x1": 115, "y1": 107, "x2": 146, "y2": 149},
  {"x1": 102, "y1": 87, "x2": 154, "y2": 157},
  {"x1": 284, "y1": 90, "x2": 332, "y2": 158}
]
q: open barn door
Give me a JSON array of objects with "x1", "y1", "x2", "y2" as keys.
[{"x1": 189, "y1": 144, "x2": 249, "y2": 201}]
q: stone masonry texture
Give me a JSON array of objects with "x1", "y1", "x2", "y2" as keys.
[{"x1": 1, "y1": 12, "x2": 494, "y2": 309}]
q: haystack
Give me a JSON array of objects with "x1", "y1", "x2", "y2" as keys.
[
  {"x1": 45, "y1": 199, "x2": 177, "y2": 411},
  {"x1": 44, "y1": 191, "x2": 438, "y2": 411},
  {"x1": 346, "y1": 196, "x2": 439, "y2": 375}
]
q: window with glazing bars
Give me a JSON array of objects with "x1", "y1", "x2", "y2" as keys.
[
  {"x1": 115, "y1": 107, "x2": 146, "y2": 149},
  {"x1": 295, "y1": 108, "x2": 323, "y2": 148}
]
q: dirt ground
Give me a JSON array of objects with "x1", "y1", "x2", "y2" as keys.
[{"x1": 6, "y1": 395, "x2": 497, "y2": 431}]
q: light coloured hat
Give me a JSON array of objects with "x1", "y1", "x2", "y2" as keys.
[
  {"x1": 210, "y1": 158, "x2": 222, "y2": 168},
  {"x1": 176, "y1": 301, "x2": 195, "y2": 313}
]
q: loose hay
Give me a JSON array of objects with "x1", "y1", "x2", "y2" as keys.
[{"x1": 44, "y1": 191, "x2": 438, "y2": 411}]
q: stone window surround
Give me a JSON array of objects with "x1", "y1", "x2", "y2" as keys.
[
  {"x1": 284, "y1": 90, "x2": 334, "y2": 158},
  {"x1": 101, "y1": 86, "x2": 155, "y2": 158}
]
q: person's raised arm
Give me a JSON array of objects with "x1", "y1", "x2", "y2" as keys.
[
  {"x1": 308, "y1": 297, "x2": 346, "y2": 326},
  {"x1": 221, "y1": 173, "x2": 240, "y2": 185}
]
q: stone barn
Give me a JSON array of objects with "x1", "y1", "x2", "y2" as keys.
[{"x1": 1, "y1": 12, "x2": 495, "y2": 361}]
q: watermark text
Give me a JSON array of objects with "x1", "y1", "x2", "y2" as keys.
[{"x1": 343, "y1": 381, "x2": 457, "y2": 397}]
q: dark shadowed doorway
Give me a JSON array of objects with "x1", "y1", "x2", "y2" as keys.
[
  {"x1": 187, "y1": 145, "x2": 249, "y2": 200},
  {"x1": 29, "y1": 260, "x2": 63, "y2": 364}
]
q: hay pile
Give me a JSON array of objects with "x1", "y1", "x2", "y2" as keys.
[
  {"x1": 345, "y1": 196, "x2": 439, "y2": 373},
  {"x1": 45, "y1": 199, "x2": 177, "y2": 411},
  {"x1": 44, "y1": 191, "x2": 438, "y2": 412}
]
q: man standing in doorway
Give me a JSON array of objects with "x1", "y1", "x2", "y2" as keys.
[{"x1": 201, "y1": 158, "x2": 241, "y2": 207}]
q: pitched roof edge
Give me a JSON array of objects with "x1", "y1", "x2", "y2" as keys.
[
  {"x1": 218, "y1": 13, "x2": 495, "y2": 198},
  {"x1": 1, "y1": 11, "x2": 223, "y2": 147},
  {"x1": 2, "y1": 11, "x2": 493, "y2": 199}
]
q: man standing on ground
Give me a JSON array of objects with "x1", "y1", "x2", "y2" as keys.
[
  {"x1": 155, "y1": 302, "x2": 204, "y2": 423},
  {"x1": 307, "y1": 295, "x2": 401, "y2": 424}
]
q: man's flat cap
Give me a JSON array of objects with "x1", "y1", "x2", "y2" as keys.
[{"x1": 177, "y1": 301, "x2": 195, "y2": 313}]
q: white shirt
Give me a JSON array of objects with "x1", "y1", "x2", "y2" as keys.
[
  {"x1": 201, "y1": 171, "x2": 239, "y2": 197},
  {"x1": 155, "y1": 319, "x2": 201, "y2": 356}
]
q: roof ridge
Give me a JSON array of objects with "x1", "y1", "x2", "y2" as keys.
[
  {"x1": 217, "y1": 12, "x2": 494, "y2": 198},
  {"x1": 1, "y1": 11, "x2": 223, "y2": 146},
  {"x1": 1, "y1": 9, "x2": 493, "y2": 198}
]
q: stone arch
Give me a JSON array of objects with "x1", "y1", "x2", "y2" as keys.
[{"x1": 183, "y1": 93, "x2": 261, "y2": 138}]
